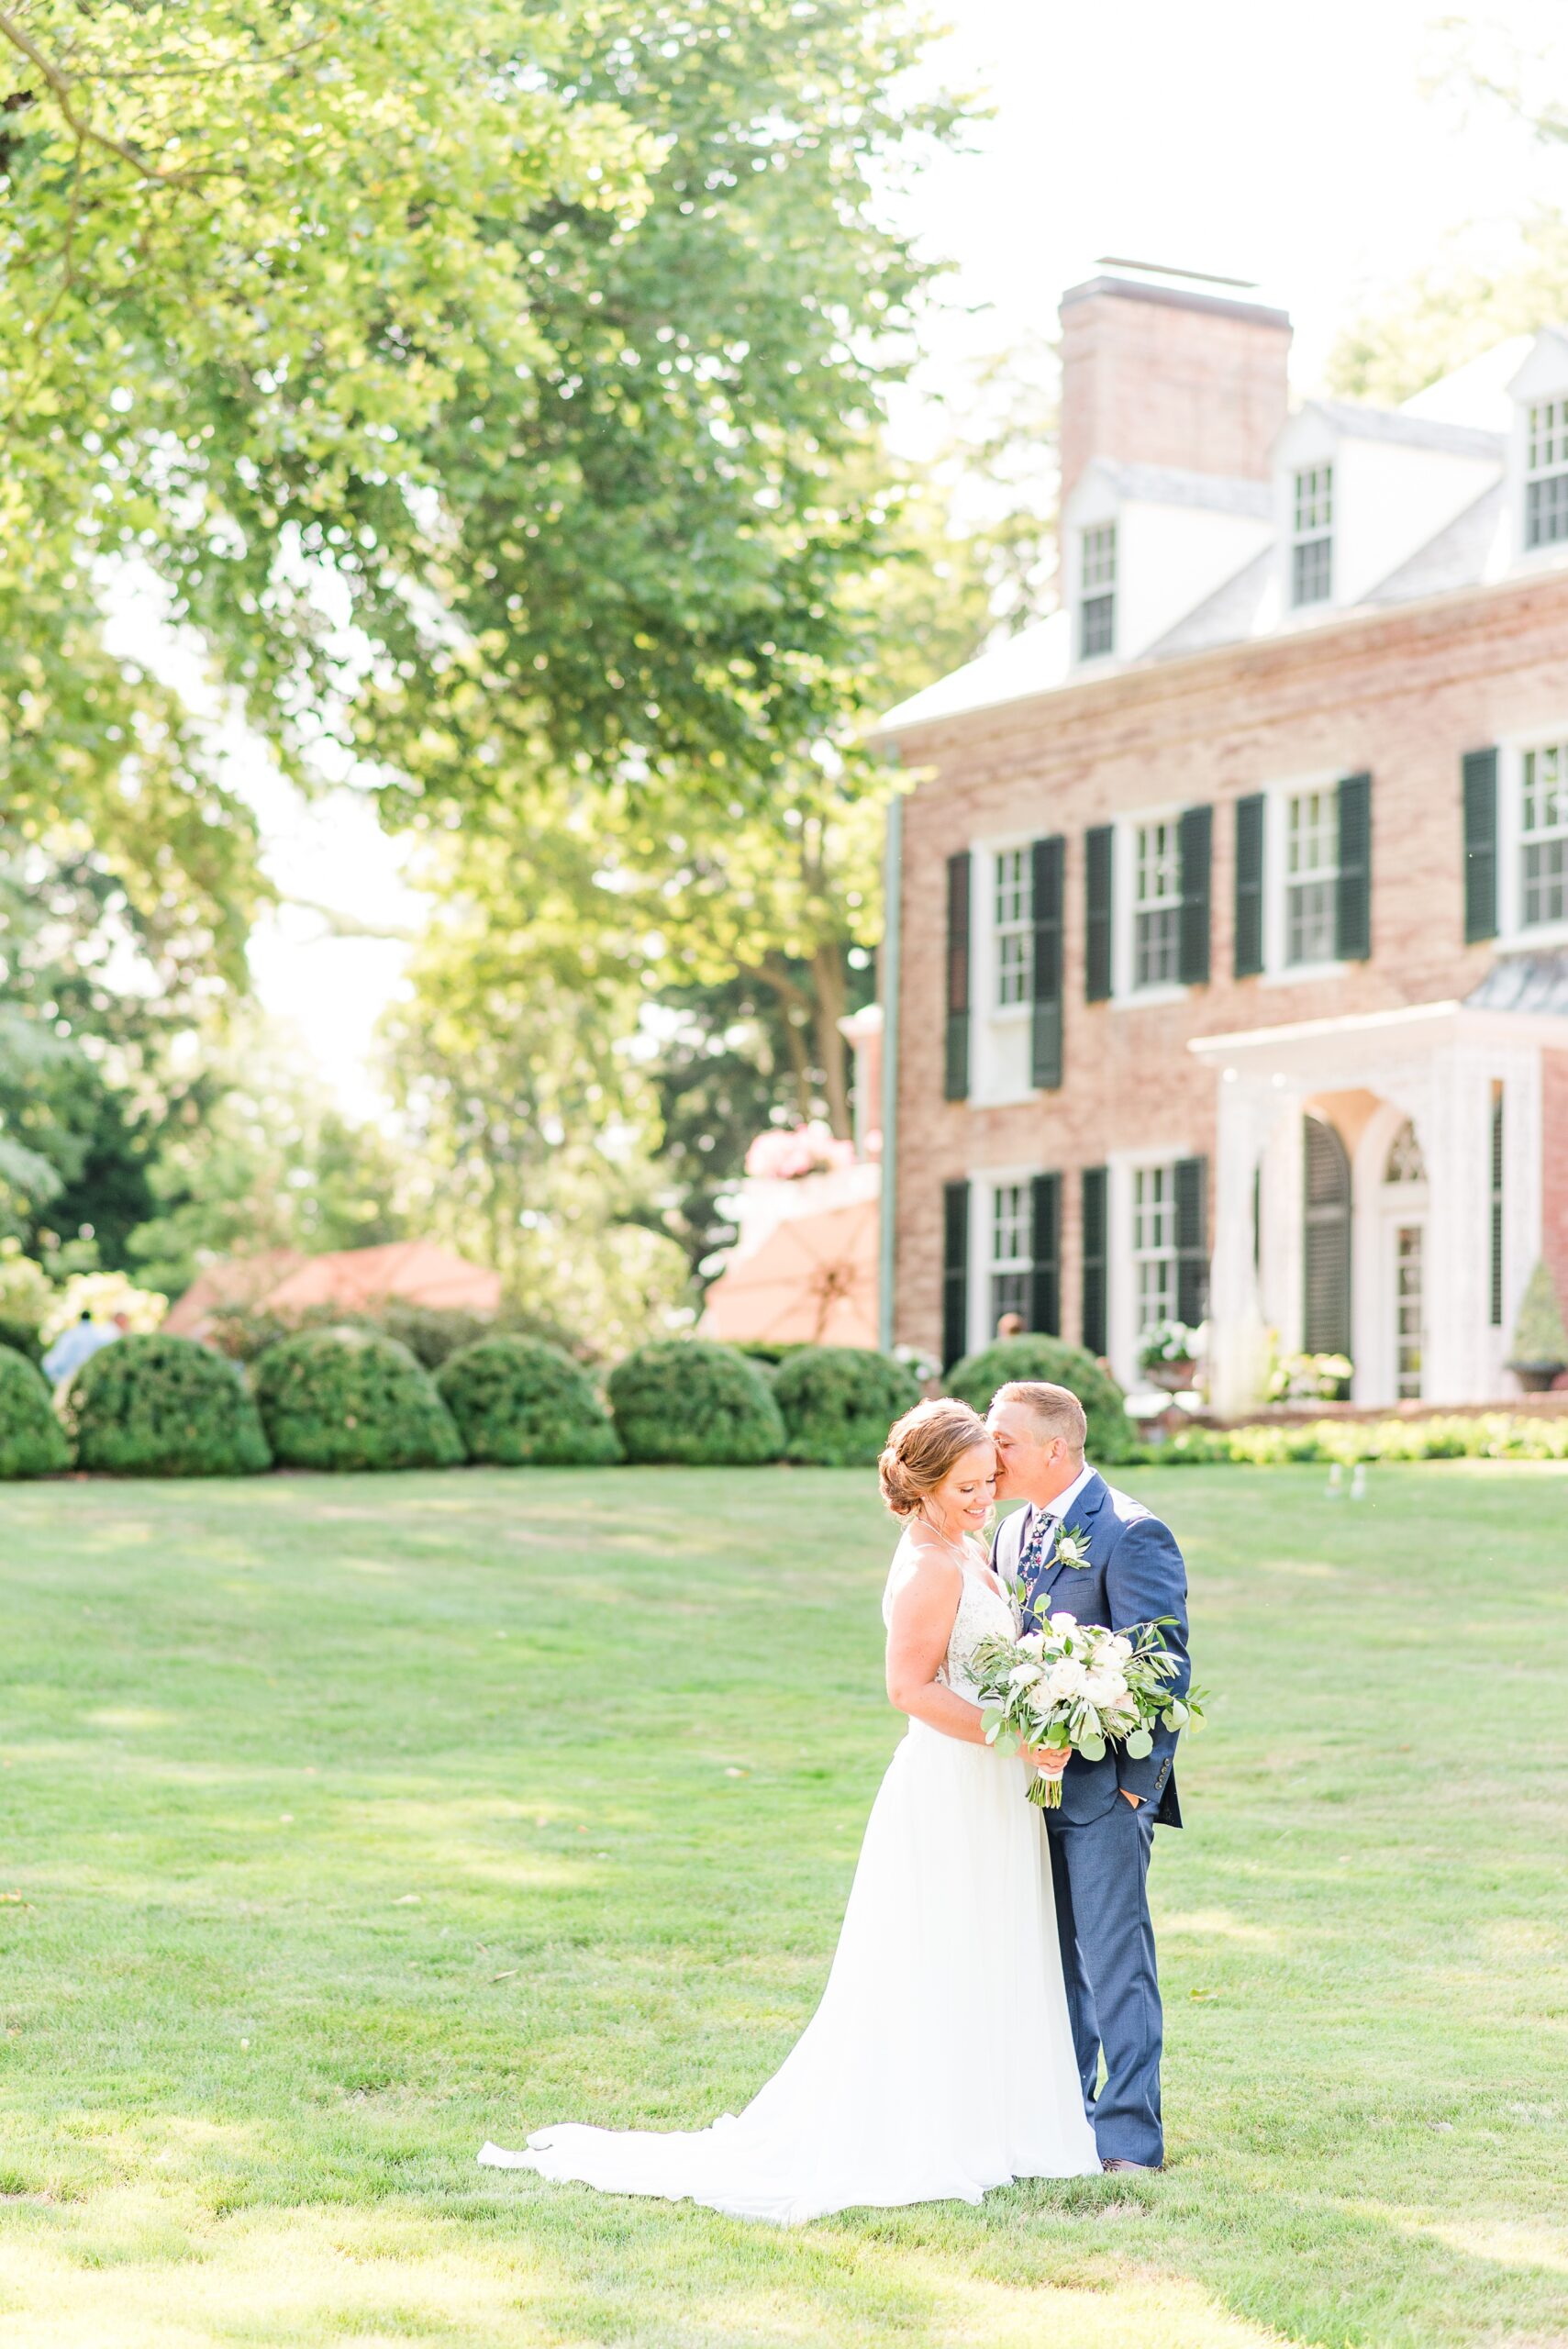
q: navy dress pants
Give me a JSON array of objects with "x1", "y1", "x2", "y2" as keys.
[{"x1": 1045, "y1": 1795, "x2": 1163, "y2": 2167}]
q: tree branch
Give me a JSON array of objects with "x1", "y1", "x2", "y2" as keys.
[{"x1": 0, "y1": 8, "x2": 209, "y2": 185}]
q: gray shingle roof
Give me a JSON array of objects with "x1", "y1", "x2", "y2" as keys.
[
  {"x1": 1141, "y1": 547, "x2": 1273, "y2": 659},
  {"x1": 1081, "y1": 460, "x2": 1273, "y2": 518},
  {"x1": 1363, "y1": 482, "x2": 1507, "y2": 606},
  {"x1": 1306, "y1": 399, "x2": 1504, "y2": 462}
]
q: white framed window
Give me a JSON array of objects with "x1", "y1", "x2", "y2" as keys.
[
  {"x1": 1132, "y1": 820, "x2": 1181, "y2": 988},
  {"x1": 993, "y1": 847, "x2": 1032, "y2": 1008},
  {"x1": 1079, "y1": 523, "x2": 1117, "y2": 659},
  {"x1": 1394, "y1": 1224, "x2": 1425, "y2": 1399},
  {"x1": 1526, "y1": 399, "x2": 1568, "y2": 551},
  {"x1": 1131, "y1": 1163, "x2": 1177, "y2": 1335},
  {"x1": 1290, "y1": 463, "x2": 1333, "y2": 607},
  {"x1": 988, "y1": 1180, "x2": 1031, "y2": 1331},
  {"x1": 1284, "y1": 786, "x2": 1338, "y2": 964},
  {"x1": 1521, "y1": 740, "x2": 1568, "y2": 930}
]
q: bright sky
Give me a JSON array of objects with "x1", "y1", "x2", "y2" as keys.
[{"x1": 238, "y1": 0, "x2": 1563, "y2": 1121}]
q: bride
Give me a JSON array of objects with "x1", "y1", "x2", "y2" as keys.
[{"x1": 478, "y1": 1397, "x2": 1100, "y2": 2221}]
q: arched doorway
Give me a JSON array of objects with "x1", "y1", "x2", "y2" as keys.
[{"x1": 1302, "y1": 1113, "x2": 1351, "y2": 1355}]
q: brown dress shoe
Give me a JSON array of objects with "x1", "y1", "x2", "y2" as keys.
[{"x1": 1101, "y1": 2156, "x2": 1162, "y2": 2173}]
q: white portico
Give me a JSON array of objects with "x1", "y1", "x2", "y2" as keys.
[{"x1": 1193, "y1": 984, "x2": 1568, "y2": 1412}]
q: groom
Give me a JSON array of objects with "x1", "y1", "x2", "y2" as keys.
[{"x1": 987, "y1": 1380, "x2": 1190, "y2": 2175}]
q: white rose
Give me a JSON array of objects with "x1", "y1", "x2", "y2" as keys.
[
  {"x1": 1049, "y1": 1610, "x2": 1079, "y2": 1634},
  {"x1": 1081, "y1": 1670, "x2": 1118, "y2": 1706},
  {"x1": 1007, "y1": 1662, "x2": 1042, "y2": 1688},
  {"x1": 1106, "y1": 1634, "x2": 1134, "y2": 1664},
  {"x1": 1046, "y1": 1658, "x2": 1087, "y2": 1701},
  {"x1": 1018, "y1": 1630, "x2": 1046, "y2": 1656}
]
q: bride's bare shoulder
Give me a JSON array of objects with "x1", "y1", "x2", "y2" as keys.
[{"x1": 884, "y1": 1533, "x2": 962, "y2": 1612}]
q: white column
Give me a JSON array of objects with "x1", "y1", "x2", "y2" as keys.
[{"x1": 1208, "y1": 1074, "x2": 1280, "y2": 1415}]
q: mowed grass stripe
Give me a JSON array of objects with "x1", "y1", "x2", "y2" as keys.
[{"x1": 0, "y1": 1463, "x2": 1562, "y2": 2348}]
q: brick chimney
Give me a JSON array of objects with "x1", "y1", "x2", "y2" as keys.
[{"x1": 1059, "y1": 273, "x2": 1292, "y2": 509}]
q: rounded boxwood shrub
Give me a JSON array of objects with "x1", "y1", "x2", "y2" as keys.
[
  {"x1": 64, "y1": 1333, "x2": 271, "y2": 1477},
  {"x1": 945, "y1": 1336, "x2": 1134, "y2": 1463},
  {"x1": 607, "y1": 1340, "x2": 784, "y2": 1465},
  {"x1": 771, "y1": 1345, "x2": 922, "y2": 1467},
  {"x1": 254, "y1": 1326, "x2": 462, "y2": 1471},
  {"x1": 0, "y1": 1343, "x2": 71, "y2": 1476},
  {"x1": 436, "y1": 1336, "x2": 621, "y2": 1466}
]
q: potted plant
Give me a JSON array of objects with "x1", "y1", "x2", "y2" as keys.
[
  {"x1": 1507, "y1": 1259, "x2": 1568, "y2": 1393},
  {"x1": 1138, "y1": 1320, "x2": 1202, "y2": 1393}
]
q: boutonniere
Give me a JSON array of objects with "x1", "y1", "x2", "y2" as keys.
[{"x1": 1051, "y1": 1525, "x2": 1092, "y2": 1571}]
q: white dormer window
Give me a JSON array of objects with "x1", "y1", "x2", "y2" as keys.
[
  {"x1": 1522, "y1": 742, "x2": 1568, "y2": 928},
  {"x1": 1526, "y1": 400, "x2": 1568, "y2": 549},
  {"x1": 994, "y1": 848, "x2": 1032, "y2": 1006},
  {"x1": 1079, "y1": 523, "x2": 1117, "y2": 657},
  {"x1": 1290, "y1": 464, "x2": 1333, "y2": 606}
]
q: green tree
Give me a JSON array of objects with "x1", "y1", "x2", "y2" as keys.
[
  {"x1": 127, "y1": 1029, "x2": 408, "y2": 1298},
  {"x1": 1328, "y1": 34, "x2": 1568, "y2": 404}
]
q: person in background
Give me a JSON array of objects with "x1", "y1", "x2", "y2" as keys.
[
  {"x1": 995, "y1": 1311, "x2": 1026, "y2": 1342},
  {"x1": 41, "y1": 1308, "x2": 126, "y2": 1386}
]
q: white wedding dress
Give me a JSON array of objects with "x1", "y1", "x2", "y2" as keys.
[{"x1": 477, "y1": 1533, "x2": 1100, "y2": 2221}]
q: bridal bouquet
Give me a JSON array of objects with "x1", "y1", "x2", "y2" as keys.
[{"x1": 968, "y1": 1611, "x2": 1201, "y2": 1809}]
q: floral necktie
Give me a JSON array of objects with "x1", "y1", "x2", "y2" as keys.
[{"x1": 1018, "y1": 1508, "x2": 1056, "y2": 1586}]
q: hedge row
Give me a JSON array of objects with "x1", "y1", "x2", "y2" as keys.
[
  {"x1": 1151, "y1": 1414, "x2": 1568, "y2": 1465},
  {"x1": 11, "y1": 1330, "x2": 1091, "y2": 1478}
]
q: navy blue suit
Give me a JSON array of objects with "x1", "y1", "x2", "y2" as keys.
[{"x1": 992, "y1": 1470, "x2": 1189, "y2": 2168}]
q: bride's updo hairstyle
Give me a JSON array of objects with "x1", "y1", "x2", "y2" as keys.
[{"x1": 878, "y1": 1397, "x2": 991, "y2": 1518}]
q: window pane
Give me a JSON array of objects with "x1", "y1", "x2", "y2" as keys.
[
  {"x1": 1527, "y1": 473, "x2": 1568, "y2": 549},
  {"x1": 1396, "y1": 1224, "x2": 1424, "y2": 1400},
  {"x1": 993, "y1": 848, "x2": 1033, "y2": 1006},
  {"x1": 1291, "y1": 536, "x2": 1332, "y2": 607},
  {"x1": 1293, "y1": 464, "x2": 1333, "y2": 533},
  {"x1": 1286, "y1": 877, "x2": 1336, "y2": 964},
  {"x1": 1134, "y1": 906, "x2": 1180, "y2": 986},
  {"x1": 1080, "y1": 593, "x2": 1115, "y2": 659},
  {"x1": 1522, "y1": 746, "x2": 1568, "y2": 928},
  {"x1": 1081, "y1": 523, "x2": 1117, "y2": 591},
  {"x1": 991, "y1": 1183, "x2": 1028, "y2": 1264},
  {"x1": 1131, "y1": 1163, "x2": 1177, "y2": 1336},
  {"x1": 1523, "y1": 839, "x2": 1568, "y2": 927}
]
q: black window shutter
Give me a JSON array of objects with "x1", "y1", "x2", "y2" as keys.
[
  {"x1": 1174, "y1": 1155, "x2": 1209, "y2": 1326},
  {"x1": 941, "y1": 1180, "x2": 970, "y2": 1370},
  {"x1": 1177, "y1": 806, "x2": 1212, "y2": 985},
  {"x1": 1029, "y1": 1172, "x2": 1062, "y2": 1336},
  {"x1": 1462, "y1": 748, "x2": 1498, "y2": 944},
  {"x1": 1335, "y1": 772, "x2": 1372, "y2": 962},
  {"x1": 1029, "y1": 835, "x2": 1064, "y2": 1088},
  {"x1": 1234, "y1": 793, "x2": 1265, "y2": 976},
  {"x1": 1081, "y1": 1165, "x2": 1108, "y2": 1357},
  {"x1": 944, "y1": 852, "x2": 971, "y2": 1100},
  {"x1": 1084, "y1": 824, "x2": 1114, "y2": 1001}
]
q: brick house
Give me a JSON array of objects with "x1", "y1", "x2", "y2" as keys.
[{"x1": 876, "y1": 267, "x2": 1568, "y2": 1410}]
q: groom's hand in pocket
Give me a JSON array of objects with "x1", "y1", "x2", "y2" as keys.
[{"x1": 1120, "y1": 1789, "x2": 1141, "y2": 1807}]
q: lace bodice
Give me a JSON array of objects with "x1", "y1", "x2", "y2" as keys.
[{"x1": 882, "y1": 1532, "x2": 1021, "y2": 1704}]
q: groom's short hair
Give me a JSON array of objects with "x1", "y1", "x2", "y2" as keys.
[{"x1": 992, "y1": 1381, "x2": 1086, "y2": 1455}]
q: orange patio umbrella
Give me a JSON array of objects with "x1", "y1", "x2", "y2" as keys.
[{"x1": 701, "y1": 1197, "x2": 879, "y2": 1350}]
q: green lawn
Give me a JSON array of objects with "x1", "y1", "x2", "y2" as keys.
[{"x1": 0, "y1": 1463, "x2": 1564, "y2": 2349}]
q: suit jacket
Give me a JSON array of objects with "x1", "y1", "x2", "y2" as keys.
[{"x1": 991, "y1": 1470, "x2": 1189, "y2": 1828}]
